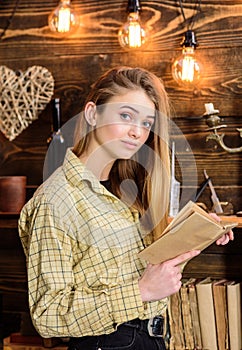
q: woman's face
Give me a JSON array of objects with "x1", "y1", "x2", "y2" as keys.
[{"x1": 85, "y1": 89, "x2": 156, "y2": 161}]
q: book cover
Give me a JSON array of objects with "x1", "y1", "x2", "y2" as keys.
[
  {"x1": 196, "y1": 277, "x2": 218, "y2": 350},
  {"x1": 138, "y1": 200, "x2": 237, "y2": 264},
  {"x1": 187, "y1": 278, "x2": 203, "y2": 349},
  {"x1": 168, "y1": 291, "x2": 185, "y2": 349},
  {"x1": 180, "y1": 280, "x2": 195, "y2": 349},
  {"x1": 212, "y1": 279, "x2": 229, "y2": 350},
  {"x1": 227, "y1": 281, "x2": 242, "y2": 350}
]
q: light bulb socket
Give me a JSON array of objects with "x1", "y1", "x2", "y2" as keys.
[
  {"x1": 127, "y1": 0, "x2": 141, "y2": 13},
  {"x1": 181, "y1": 30, "x2": 197, "y2": 48}
]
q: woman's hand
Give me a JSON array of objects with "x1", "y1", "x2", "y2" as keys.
[
  {"x1": 216, "y1": 230, "x2": 234, "y2": 245},
  {"x1": 209, "y1": 212, "x2": 234, "y2": 245},
  {"x1": 138, "y1": 250, "x2": 200, "y2": 302}
]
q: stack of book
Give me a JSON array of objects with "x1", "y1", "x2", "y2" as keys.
[{"x1": 167, "y1": 278, "x2": 241, "y2": 350}]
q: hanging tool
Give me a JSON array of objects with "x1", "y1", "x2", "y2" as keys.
[
  {"x1": 203, "y1": 169, "x2": 223, "y2": 214},
  {"x1": 194, "y1": 176, "x2": 211, "y2": 202}
]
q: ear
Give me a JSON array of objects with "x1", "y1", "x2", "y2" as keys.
[{"x1": 84, "y1": 101, "x2": 97, "y2": 126}]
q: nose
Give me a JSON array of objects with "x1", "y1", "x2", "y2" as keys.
[{"x1": 128, "y1": 123, "x2": 142, "y2": 139}]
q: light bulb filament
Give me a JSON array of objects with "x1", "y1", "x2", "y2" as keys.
[
  {"x1": 128, "y1": 21, "x2": 142, "y2": 48},
  {"x1": 57, "y1": 7, "x2": 71, "y2": 32},
  {"x1": 172, "y1": 42, "x2": 202, "y2": 88},
  {"x1": 48, "y1": 0, "x2": 79, "y2": 34},
  {"x1": 118, "y1": 10, "x2": 146, "y2": 50},
  {"x1": 181, "y1": 55, "x2": 195, "y2": 82}
]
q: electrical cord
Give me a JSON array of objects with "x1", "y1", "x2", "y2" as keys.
[
  {"x1": 179, "y1": 0, "x2": 202, "y2": 30},
  {"x1": 0, "y1": 0, "x2": 20, "y2": 40}
]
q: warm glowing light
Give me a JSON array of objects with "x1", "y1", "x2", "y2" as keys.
[
  {"x1": 57, "y1": 7, "x2": 71, "y2": 32},
  {"x1": 172, "y1": 31, "x2": 203, "y2": 88},
  {"x1": 128, "y1": 18, "x2": 142, "y2": 48},
  {"x1": 48, "y1": 0, "x2": 79, "y2": 34},
  {"x1": 181, "y1": 47, "x2": 196, "y2": 82},
  {"x1": 118, "y1": 12, "x2": 147, "y2": 49}
]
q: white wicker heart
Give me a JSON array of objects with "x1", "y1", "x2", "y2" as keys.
[{"x1": 0, "y1": 65, "x2": 55, "y2": 141}]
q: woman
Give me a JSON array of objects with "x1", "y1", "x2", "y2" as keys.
[{"x1": 19, "y1": 67, "x2": 233, "y2": 350}]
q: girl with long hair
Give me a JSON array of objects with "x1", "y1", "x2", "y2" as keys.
[{"x1": 19, "y1": 67, "x2": 232, "y2": 350}]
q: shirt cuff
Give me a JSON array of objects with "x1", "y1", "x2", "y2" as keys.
[{"x1": 109, "y1": 281, "x2": 145, "y2": 324}]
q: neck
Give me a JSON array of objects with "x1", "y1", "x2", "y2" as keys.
[{"x1": 79, "y1": 151, "x2": 114, "y2": 181}]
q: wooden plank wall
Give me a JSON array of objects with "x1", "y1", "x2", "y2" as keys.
[
  {"x1": 0, "y1": 0, "x2": 241, "y2": 211},
  {"x1": 0, "y1": 0, "x2": 242, "y2": 339}
]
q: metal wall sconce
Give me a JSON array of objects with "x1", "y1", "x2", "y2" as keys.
[{"x1": 203, "y1": 103, "x2": 242, "y2": 153}]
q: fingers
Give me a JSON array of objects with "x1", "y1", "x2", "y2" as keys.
[
  {"x1": 209, "y1": 214, "x2": 234, "y2": 245},
  {"x1": 228, "y1": 230, "x2": 234, "y2": 240},
  {"x1": 209, "y1": 212, "x2": 220, "y2": 222},
  {"x1": 177, "y1": 271, "x2": 182, "y2": 281},
  {"x1": 216, "y1": 235, "x2": 229, "y2": 245},
  {"x1": 168, "y1": 250, "x2": 201, "y2": 267},
  {"x1": 216, "y1": 230, "x2": 234, "y2": 245},
  {"x1": 140, "y1": 251, "x2": 200, "y2": 301},
  {"x1": 173, "y1": 268, "x2": 182, "y2": 291}
]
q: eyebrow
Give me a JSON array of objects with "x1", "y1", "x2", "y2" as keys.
[{"x1": 120, "y1": 105, "x2": 156, "y2": 119}]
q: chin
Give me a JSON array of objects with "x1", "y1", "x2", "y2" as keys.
[
  {"x1": 109, "y1": 148, "x2": 137, "y2": 161},
  {"x1": 118, "y1": 154, "x2": 136, "y2": 160}
]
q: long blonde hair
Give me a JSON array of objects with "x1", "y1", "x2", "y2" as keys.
[{"x1": 73, "y1": 66, "x2": 171, "y2": 240}]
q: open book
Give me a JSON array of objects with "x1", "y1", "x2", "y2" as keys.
[{"x1": 138, "y1": 201, "x2": 238, "y2": 264}]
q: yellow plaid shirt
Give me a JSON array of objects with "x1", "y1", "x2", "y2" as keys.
[{"x1": 19, "y1": 148, "x2": 167, "y2": 338}]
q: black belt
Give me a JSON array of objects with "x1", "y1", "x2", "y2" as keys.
[{"x1": 122, "y1": 316, "x2": 164, "y2": 338}]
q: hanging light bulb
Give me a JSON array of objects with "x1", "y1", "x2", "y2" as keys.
[
  {"x1": 118, "y1": 0, "x2": 147, "y2": 50},
  {"x1": 48, "y1": 0, "x2": 79, "y2": 34},
  {"x1": 172, "y1": 30, "x2": 203, "y2": 88}
]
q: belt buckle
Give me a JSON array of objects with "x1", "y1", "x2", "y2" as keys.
[{"x1": 147, "y1": 316, "x2": 164, "y2": 338}]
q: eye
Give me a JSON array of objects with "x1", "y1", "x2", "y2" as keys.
[
  {"x1": 142, "y1": 120, "x2": 154, "y2": 129},
  {"x1": 120, "y1": 113, "x2": 132, "y2": 121}
]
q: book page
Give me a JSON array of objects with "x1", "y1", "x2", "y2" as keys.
[
  {"x1": 162, "y1": 201, "x2": 224, "y2": 237},
  {"x1": 138, "y1": 201, "x2": 238, "y2": 264}
]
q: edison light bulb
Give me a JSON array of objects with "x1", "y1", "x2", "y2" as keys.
[
  {"x1": 118, "y1": 0, "x2": 147, "y2": 50},
  {"x1": 48, "y1": 0, "x2": 79, "y2": 34},
  {"x1": 172, "y1": 30, "x2": 203, "y2": 88},
  {"x1": 118, "y1": 12, "x2": 147, "y2": 49}
]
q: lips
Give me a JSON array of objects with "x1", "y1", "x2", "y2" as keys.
[{"x1": 121, "y1": 140, "x2": 139, "y2": 149}]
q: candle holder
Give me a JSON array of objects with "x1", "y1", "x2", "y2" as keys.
[{"x1": 203, "y1": 103, "x2": 242, "y2": 153}]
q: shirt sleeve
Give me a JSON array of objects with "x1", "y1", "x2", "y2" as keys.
[{"x1": 19, "y1": 202, "x2": 148, "y2": 338}]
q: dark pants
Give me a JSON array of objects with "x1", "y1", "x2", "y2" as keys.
[{"x1": 68, "y1": 319, "x2": 166, "y2": 350}]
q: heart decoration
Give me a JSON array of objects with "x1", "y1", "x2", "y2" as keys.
[{"x1": 0, "y1": 65, "x2": 55, "y2": 141}]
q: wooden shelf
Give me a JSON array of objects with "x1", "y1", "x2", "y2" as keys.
[
  {"x1": 4, "y1": 335, "x2": 68, "y2": 350},
  {"x1": 219, "y1": 215, "x2": 242, "y2": 228},
  {"x1": 168, "y1": 215, "x2": 242, "y2": 228}
]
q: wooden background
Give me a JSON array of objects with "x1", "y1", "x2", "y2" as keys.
[
  {"x1": 0, "y1": 0, "x2": 242, "y2": 342},
  {"x1": 0, "y1": 0, "x2": 242, "y2": 203}
]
